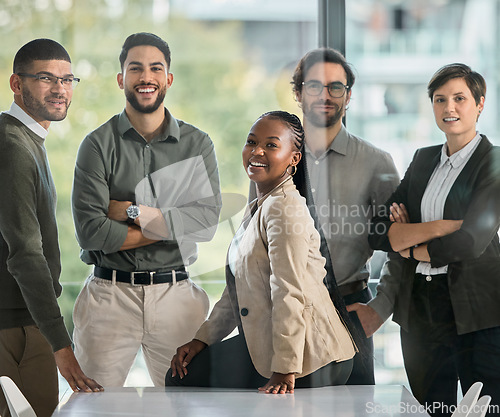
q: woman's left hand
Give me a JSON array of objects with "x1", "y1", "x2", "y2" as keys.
[{"x1": 258, "y1": 372, "x2": 295, "y2": 394}]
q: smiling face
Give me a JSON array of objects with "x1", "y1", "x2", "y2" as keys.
[
  {"x1": 10, "y1": 59, "x2": 73, "y2": 129},
  {"x1": 117, "y1": 45, "x2": 173, "y2": 114},
  {"x1": 242, "y1": 116, "x2": 301, "y2": 197},
  {"x1": 297, "y1": 62, "x2": 351, "y2": 128},
  {"x1": 432, "y1": 77, "x2": 484, "y2": 144}
]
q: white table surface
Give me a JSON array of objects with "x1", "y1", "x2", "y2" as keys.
[
  {"x1": 53, "y1": 385, "x2": 428, "y2": 417},
  {"x1": 52, "y1": 385, "x2": 430, "y2": 417}
]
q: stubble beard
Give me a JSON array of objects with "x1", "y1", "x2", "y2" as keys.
[
  {"x1": 22, "y1": 89, "x2": 69, "y2": 122},
  {"x1": 303, "y1": 100, "x2": 344, "y2": 128}
]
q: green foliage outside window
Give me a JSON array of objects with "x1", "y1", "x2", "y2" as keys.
[{"x1": 0, "y1": 0, "x2": 298, "y2": 333}]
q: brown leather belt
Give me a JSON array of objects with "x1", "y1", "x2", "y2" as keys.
[{"x1": 338, "y1": 280, "x2": 368, "y2": 297}]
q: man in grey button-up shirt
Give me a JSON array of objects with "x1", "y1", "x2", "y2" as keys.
[
  {"x1": 292, "y1": 48, "x2": 402, "y2": 385},
  {"x1": 71, "y1": 33, "x2": 221, "y2": 387}
]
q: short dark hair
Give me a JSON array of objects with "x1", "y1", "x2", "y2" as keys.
[
  {"x1": 292, "y1": 48, "x2": 355, "y2": 95},
  {"x1": 119, "y1": 32, "x2": 171, "y2": 71},
  {"x1": 13, "y1": 38, "x2": 71, "y2": 74},
  {"x1": 427, "y1": 63, "x2": 486, "y2": 105}
]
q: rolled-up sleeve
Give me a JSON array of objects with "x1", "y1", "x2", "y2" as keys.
[{"x1": 72, "y1": 135, "x2": 128, "y2": 254}]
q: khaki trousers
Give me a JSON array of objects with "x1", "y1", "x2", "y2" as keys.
[
  {"x1": 0, "y1": 325, "x2": 58, "y2": 417},
  {"x1": 73, "y1": 274, "x2": 210, "y2": 387}
]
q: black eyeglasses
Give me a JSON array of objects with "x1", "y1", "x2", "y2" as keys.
[
  {"x1": 302, "y1": 81, "x2": 349, "y2": 98},
  {"x1": 17, "y1": 73, "x2": 80, "y2": 89}
]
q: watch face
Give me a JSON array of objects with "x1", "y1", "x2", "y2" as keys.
[{"x1": 127, "y1": 205, "x2": 140, "y2": 219}]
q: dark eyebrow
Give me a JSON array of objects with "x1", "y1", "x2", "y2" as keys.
[
  {"x1": 434, "y1": 92, "x2": 466, "y2": 97},
  {"x1": 127, "y1": 61, "x2": 165, "y2": 68},
  {"x1": 247, "y1": 133, "x2": 281, "y2": 141},
  {"x1": 36, "y1": 70, "x2": 74, "y2": 78},
  {"x1": 306, "y1": 79, "x2": 345, "y2": 84}
]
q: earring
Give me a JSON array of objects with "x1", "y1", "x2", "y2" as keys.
[{"x1": 286, "y1": 165, "x2": 297, "y2": 176}]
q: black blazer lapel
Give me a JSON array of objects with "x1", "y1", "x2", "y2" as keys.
[
  {"x1": 407, "y1": 146, "x2": 441, "y2": 223},
  {"x1": 444, "y1": 135, "x2": 492, "y2": 218}
]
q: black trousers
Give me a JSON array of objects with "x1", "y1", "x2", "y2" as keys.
[
  {"x1": 165, "y1": 333, "x2": 353, "y2": 389},
  {"x1": 343, "y1": 286, "x2": 375, "y2": 385},
  {"x1": 401, "y1": 273, "x2": 500, "y2": 417}
]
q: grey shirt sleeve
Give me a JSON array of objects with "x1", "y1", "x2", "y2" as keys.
[
  {"x1": 368, "y1": 252, "x2": 403, "y2": 321},
  {"x1": 367, "y1": 151, "x2": 401, "y2": 320}
]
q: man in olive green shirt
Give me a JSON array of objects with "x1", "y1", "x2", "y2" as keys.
[{"x1": 71, "y1": 33, "x2": 221, "y2": 387}]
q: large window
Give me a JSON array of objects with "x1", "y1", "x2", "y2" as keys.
[
  {"x1": 0, "y1": 0, "x2": 319, "y2": 387},
  {"x1": 346, "y1": 0, "x2": 500, "y2": 174},
  {"x1": 345, "y1": 0, "x2": 500, "y2": 386},
  {"x1": 1, "y1": 0, "x2": 498, "y2": 390}
]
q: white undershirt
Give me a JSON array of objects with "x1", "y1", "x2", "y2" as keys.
[{"x1": 3, "y1": 102, "x2": 48, "y2": 139}]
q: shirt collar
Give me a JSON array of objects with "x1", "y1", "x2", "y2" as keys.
[
  {"x1": 328, "y1": 124, "x2": 349, "y2": 156},
  {"x1": 4, "y1": 102, "x2": 49, "y2": 139},
  {"x1": 305, "y1": 124, "x2": 349, "y2": 158},
  {"x1": 117, "y1": 107, "x2": 181, "y2": 143},
  {"x1": 439, "y1": 132, "x2": 482, "y2": 169}
]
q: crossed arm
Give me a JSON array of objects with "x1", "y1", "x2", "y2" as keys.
[
  {"x1": 347, "y1": 203, "x2": 462, "y2": 337},
  {"x1": 107, "y1": 200, "x2": 163, "y2": 250},
  {"x1": 387, "y1": 202, "x2": 462, "y2": 261}
]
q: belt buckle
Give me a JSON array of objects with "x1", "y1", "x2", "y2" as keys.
[{"x1": 130, "y1": 271, "x2": 155, "y2": 286}]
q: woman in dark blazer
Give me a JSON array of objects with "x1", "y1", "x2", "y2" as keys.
[{"x1": 369, "y1": 63, "x2": 500, "y2": 417}]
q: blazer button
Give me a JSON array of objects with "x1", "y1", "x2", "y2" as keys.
[{"x1": 241, "y1": 308, "x2": 249, "y2": 316}]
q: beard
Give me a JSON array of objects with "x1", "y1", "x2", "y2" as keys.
[
  {"x1": 22, "y1": 89, "x2": 69, "y2": 122},
  {"x1": 125, "y1": 83, "x2": 166, "y2": 114},
  {"x1": 303, "y1": 99, "x2": 344, "y2": 128}
]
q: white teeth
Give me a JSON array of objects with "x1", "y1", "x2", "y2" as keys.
[
  {"x1": 138, "y1": 88, "x2": 155, "y2": 93},
  {"x1": 444, "y1": 117, "x2": 459, "y2": 122},
  {"x1": 250, "y1": 162, "x2": 267, "y2": 167}
]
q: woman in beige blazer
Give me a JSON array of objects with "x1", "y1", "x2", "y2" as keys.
[{"x1": 166, "y1": 111, "x2": 355, "y2": 393}]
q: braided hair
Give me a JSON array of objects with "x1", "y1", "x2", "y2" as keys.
[{"x1": 257, "y1": 110, "x2": 366, "y2": 357}]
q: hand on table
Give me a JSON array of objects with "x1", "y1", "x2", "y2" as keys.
[
  {"x1": 54, "y1": 346, "x2": 103, "y2": 392},
  {"x1": 258, "y1": 373, "x2": 295, "y2": 394},
  {"x1": 170, "y1": 339, "x2": 207, "y2": 379}
]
